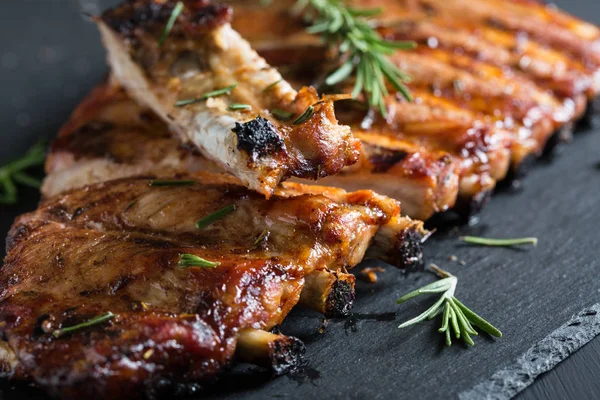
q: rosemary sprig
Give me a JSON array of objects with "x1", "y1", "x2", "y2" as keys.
[
  {"x1": 52, "y1": 312, "x2": 115, "y2": 338},
  {"x1": 397, "y1": 265, "x2": 502, "y2": 347},
  {"x1": 228, "y1": 103, "x2": 252, "y2": 111},
  {"x1": 460, "y1": 236, "x2": 538, "y2": 247},
  {"x1": 158, "y1": 1, "x2": 184, "y2": 46},
  {"x1": 178, "y1": 254, "x2": 220, "y2": 269},
  {"x1": 196, "y1": 204, "x2": 237, "y2": 229},
  {"x1": 149, "y1": 179, "x2": 196, "y2": 187},
  {"x1": 175, "y1": 84, "x2": 238, "y2": 107},
  {"x1": 0, "y1": 141, "x2": 46, "y2": 205},
  {"x1": 298, "y1": 0, "x2": 416, "y2": 116}
]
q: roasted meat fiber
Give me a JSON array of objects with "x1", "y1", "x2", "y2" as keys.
[
  {"x1": 96, "y1": 0, "x2": 360, "y2": 198},
  {"x1": 1, "y1": 172, "x2": 425, "y2": 399}
]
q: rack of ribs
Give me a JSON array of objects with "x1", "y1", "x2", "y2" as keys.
[
  {"x1": 1, "y1": 168, "x2": 425, "y2": 398},
  {"x1": 96, "y1": 0, "x2": 361, "y2": 198},
  {"x1": 228, "y1": 0, "x2": 600, "y2": 221},
  {"x1": 43, "y1": 79, "x2": 427, "y2": 270}
]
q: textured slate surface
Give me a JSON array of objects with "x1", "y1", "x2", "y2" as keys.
[{"x1": 0, "y1": 1, "x2": 599, "y2": 399}]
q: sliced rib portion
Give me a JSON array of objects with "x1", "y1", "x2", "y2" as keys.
[
  {"x1": 2, "y1": 171, "x2": 425, "y2": 399},
  {"x1": 44, "y1": 88, "x2": 427, "y2": 268},
  {"x1": 96, "y1": 0, "x2": 360, "y2": 198},
  {"x1": 44, "y1": 81, "x2": 454, "y2": 223},
  {"x1": 46, "y1": 77, "x2": 461, "y2": 220}
]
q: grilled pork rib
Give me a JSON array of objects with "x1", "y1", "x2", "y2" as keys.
[
  {"x1": 43, "y1": 81, "x2": 454, "y2": 222},
  {"x1": 229, "y1": 0, "x2": 600, "y2": 219},
  {"x1": 2, "y1": 172, "x2": 425, "y2": 399},
  {"x1": 43, "y1": 81, "x2": 426, "y2": 269},
  {"x1": 43, "y1": 80, "x2": 462, "y2": 220},
  {"x1": 97, "y1": 0, "x2": 360, "y2": 198}
]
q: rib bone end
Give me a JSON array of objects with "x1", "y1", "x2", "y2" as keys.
[{"x1": 236, "y1": 329, "x2": 305, "y2": 375}]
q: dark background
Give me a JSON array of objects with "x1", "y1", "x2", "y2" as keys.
[{"x1": 1, "y1": 1, "x2": 599, "y2": 399}]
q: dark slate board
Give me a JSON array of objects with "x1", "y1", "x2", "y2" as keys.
[{"x1": 1, "y1": 1, "x2": 599, "y2": 399}]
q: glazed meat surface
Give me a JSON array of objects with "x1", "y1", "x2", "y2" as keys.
[
  {"x1": 2, "y1": 172, "x2": 425, "y2": 399},
  {"x1": 229, "y1": 0, "x2": 600, "y2": 219},
  {"x1": 97, "y1": 0, "x2": 360, "y2": 198},
  {"x1": 44, "y1": 81, "x2": 457, "y2": 220}
]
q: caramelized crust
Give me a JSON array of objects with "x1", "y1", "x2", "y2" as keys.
[
  {"x1": 44, "y1": 81, "x2": 454, "y2": 220},
  {"x1": 97, "y1": 0, "x2": 360, "y2": 198},
  {"x1": 228, "y1": 0, "x2": 599, "y2": 219},
  {"x1": 3, "y1": 172, "x2": 425, "y2": 398}
]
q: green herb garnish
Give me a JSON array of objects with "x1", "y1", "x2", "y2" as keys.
[
  {"x1": 297, "y1": 0, "x2": 415, "y2": 116},
  {"x1": 149, "y1": 179, "x2": 196, "y2": 187},
  {"x1": 271, "y1": 109, "x2": 294, "y2": 121},
  {"x1": 228, "y1": 103, "x2": 252, "y2": 111},
  {"x1": 0, "y1": 141, "x2": 46, "y2": 205},
  {"x1": 158, "y1": 1, "x2": 184, "y2": 46},
  {"x1": 263, "y1": 79, "x2": 283, "y2": 92},
  {"x1": 252, "y1": 229, "x2": 270, "y2": 249},
  {"x1": 459, "y1": 236, "x2": 538, "y2": 247},
  {"x1": 196, "y1": 204, "x2": 237, "y2": 229},
  {"x1": 52, "y1": 312, "x2": 115, "y2": 338},
  {"x1": 397, "y1": 265, "x2": 502, "y2": 347},
  {"x1": 292, "y1": 106, "x2": 315, "y2": 125},
  {"x1": 178, "y1": 254, "x2": 220, "y2": 269},
  {"x1": 175, "y1": 84, "x2": 238, "y2": 107}
]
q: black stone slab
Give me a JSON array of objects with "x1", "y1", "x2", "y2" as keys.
[{"x1": 0, "y1": 1, "x2": 599, "y2": 399}]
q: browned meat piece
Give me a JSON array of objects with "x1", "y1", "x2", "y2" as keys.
[
  {"x1": 227, "y1": 0, "x2": 599, "y2": 219},
  {"x1": 43, "y1": 81, "x2": 222, "y2": 198},
  {"x1": 96, "y1": 0, "x2": 360, "y2": 198},
  {"x1": 44, "y1": 81, "x2": 459, "y2": 220},
  {"x1": 1, "y1": 171, "x2": 426, "y2": 399}
]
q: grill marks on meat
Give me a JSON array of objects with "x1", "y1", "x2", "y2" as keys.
[
  {"x1": 43, "y1": 82, "x2": 224, "y2": 198},
  {"x1": 42, "y1": 82, "x2": 427, "y2": 270},
  {"x1": 228, "y1": 0, "x2": 600, "y2": 220},
  {"x1": 2, "y1": 172, "x2": 425, "y2": 398},
  {"x1": 97, "y1": 0, "x2": 360, "y2": 198},
  {"x1": 45, "y1": 82, "x2": 463, "y2": 219}
]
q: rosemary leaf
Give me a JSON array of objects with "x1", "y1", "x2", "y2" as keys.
[
  {"x1": 263, "y1": 79, "x2": 282, "y2": 92},
  {"x1": 178, "y1": 254, "x2": 220, "y2": 269},
  {"x1": 12, "y1": 172, "x2": 42, "y2": 189},
  {"x1": 158, "y1": 1, "x2": 184, "y2": 46},
  {"x1": 228, "y1": 103, "x2": 252, "y2": 111},
  {"x1": 325, "y1": 60, "x2": 354, "y2": 86},
  {"x1": 347, "y1": 6, "x2": 383, "y2": 17},
  {"x1": 272, "y1": 108, "x2": 294, "y2": 121},
  {"x1": 174, "y1": 99, "x2": 201, "y2": 107},
  {"x1": 175, "y1": 84, "x2": 238, "y2": 107},
  {"x1": 149, "y1": 179, "x2": 196, "y2": 187},
  {"x1": 196, "y1": 204, "x2": 237, "y2": 229},
  {"x1": 452, "y1": 297, "x2": 502, "y2": 337},
  {"x1": 459, "y1": 236, "x2": 538, "y2": 247},
  {"x1": 252, "y1": 229, "x2": 270, "y2": 249},
  {"x1": 0, "y1": 141, "x2": 46, "y2": 205},
  {"x1": 293, "y1": 105, "x2": 314, "y2": 125},
  {"x1": 52, "y1": 312, "x2": 115, "y2": 338}
]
